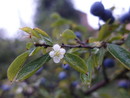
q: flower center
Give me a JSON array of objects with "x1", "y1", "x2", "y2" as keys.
[{"x1": 54, "y1": 51, "x2": 61, "y2": 57}]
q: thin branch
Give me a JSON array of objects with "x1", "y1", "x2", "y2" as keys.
[
  {"x1": 34, "y1": 43, "x2": 51, "y2": 48},
  {"x1": 34, "y1": 39, "x2": 125, "y2": 49},
  {"x1": 84, "y1": 80, "x2": 107, "y2": 95},
  {"x1": 84, "y1": 69, "x2": 129, "y2": 95},
  {"x1": 34, "y1": 43, "x2": 100, "y2": 49},
  {"x1": 61, "y1": 43, "x2": 98, "y2": 49}
]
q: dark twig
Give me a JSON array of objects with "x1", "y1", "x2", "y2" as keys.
[
  {"x1": 61, "y1": 43, "x2": 98, "y2": 49},
  {"x1": 84, "y1": 80, "x2": 107, "y2": 95},
  {"x1": 34, "y1": 38, "x2": 125, "y2": 49},
  {"x1": 34, "y1": 43, "x2": 100, "y2": 49},
  {"x1": 84, "y1": 69, "x2": 129, "y2": 95},
  {"x1": 75, "y1": 38, "x2": 86, "y2": 45},
  {"x1": 34, "y1": 43, "x2": 51, "y2": 48}
]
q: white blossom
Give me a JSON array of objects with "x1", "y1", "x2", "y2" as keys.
[{"x1": 49, "y1": 44, "x2": 66, "y2": 63}]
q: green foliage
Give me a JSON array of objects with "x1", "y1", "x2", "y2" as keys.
[
  {"x1": 64, "y1": 53, "x2": 88, "y2": 74},
  {"x1": 16, "y1": 53, "x2": 51, "y2": 81},
  {"x1": 7, "y1": 51, "x2": 30, "y2": 81},
  {"x1": 107, "y1": 44, "x2": 130, "y2": 70},
  {"x1": 5, "y1": 5, "x2": 130, "y2": 97},
  {"x1": 2, "y1": 1, "x2": 130, "y2": 97},
  {"x1": 51, "y1": 18, "x2": 71, "y2": 27},
  {"x1": 21, "y1": 27, "x2": 53, "y2": 45},
  {"x1": 125, "y1": 34, "x2": 130, "y2": 48},
  {"x1": 7, "y1": 20, "x2": 130, "y2": 85},
  {"x1": 33, "y1": 28, "x2": 49, "y2": 37},
  {"x1": 29, "y1": 47, "x2": 42, "y2": 56},
  {"x1": 61, "y1": 29, "x2": 76, "y2": 39},
  {"x1": 89, "y1": 48, "x2": 106, "y2": 68},
  {"x1": 20, "y1": 27, "x2": 40, "y2": 38},
  {"x1": 61, "y1": 29, "x2": 76, "y2": 43},
  {"x1": 26, "y1": 42, "x2": 33, "y2": 50},
  {"x1": 83, "y1": 56, "x2": 93, "y2": 85},
  {"x1": 98, "y1": 24, "x2": 115, "y2": 41}
]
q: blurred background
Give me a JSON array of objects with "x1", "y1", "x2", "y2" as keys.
[{"x1": 0, "y1": 0, "x2": 130, "y2": 98}]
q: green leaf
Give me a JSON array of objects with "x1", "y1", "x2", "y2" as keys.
[
  {"x1": 109, "y1": 35, "x2": 123, "y2": 42},
  {"x1": 87, "y1": 48, "x2": 106, "y2": 68},
  {"x1": 73, "y1": 25, "x2": 87, "y2": 33},
  {"x1": 80, "y1": 48, "x2": 106, "y2": 85},
  {"x1": 7, "y1": 51, "x2": 30, "y2": 81},
  {"x1": 107, "y1": 44, "x2": 130, "y2": 70},
  {"x1": 62, "y1": 29, "x2": 76, "y2": 40},
  {"x1": 125, "y1": 34, "x2": 130, "y2": 48},
  {"x1": 26, "y1": 42, "x2": 33, "y2": 50},
  {"x1": 64, "y1": 53, "x2": 88, "y2": 74},
  {"x1": 98, "y1": 24, "x2": 115, "y2": 41},
  {"x1": 51, "y1": 18, "x2": 70, "y2": 27},
  {"x1": 51, "y1": 13, "x2": 61, "y2": 20},
  {"x1": 20, "y1": 27, "x2": 32, "y2": 34},
  {"x1": 83, "y1": 56, "x2": 93, "y2": 82},
  {"x1": 80, "y1": 73, "x2": 92, "y2": 86},
  {"x1": 89, "y1": 37, "x2": 98, "y2": 43},
  {"x1": 29, "y1": 47, "x2": 42, "y2": 56},
  {"x1": 94, "y1": 48, "x2": 106, "y2": 67},
  {"x1": 80, "y1": 55, "x2": 94, "y2": 86},
  {"x1": 20, "y1": 27, "x2": 40, "y2": 38},
  {"x1": 33, "y1": 28, "x2": 49, "y2": 38},
  {"x1": 41, "y1": 36, "x2": 53, "y2": 46},
  {"x1": 33, "y1": 28, "x2": 53, "y2": 46},
  {"x1": 16, "y1": 53, "x2": 51, "y2": 81}
]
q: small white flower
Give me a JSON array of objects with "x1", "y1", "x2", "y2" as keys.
[{"x1": 49, "y1": 44, "x2": 66, "y2": 63}]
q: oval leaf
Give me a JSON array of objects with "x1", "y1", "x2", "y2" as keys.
[
  {"x1": 98, "y1": 24, "x2": 115, "y2": 41},
  {"x1": 64, "y1": 53, "x2": 88, "y2": 74},
  {"x1": 125, "y1": 34, "x2": 130, "y2": 48},
  {"x1": 26, "y1": 42, "x2": 33, "y2": 50},
  {"x1": 107, "y1": 44, "x2": 130, "y2": 70},
  {"x1": 7, "y1": 51, "x2": 30, "y2": 81},
  {"x1": 80, "y1": 73, "x2": 92, "y2": 86},
  {"x1": 80, "y1": 55, "x2": 95, "y2": 86},
  {"x1": 16, "y1": 53, "x2": 51, "y2": 81},
  {"x1": 42, "y1": 36, "x2": 53, "y2": 46},
  {"x1": 91, "y1": 48, "x2": 106, "y2": 67},
  {"x1": 33, "y1": 28, "x2": 49, "y2": 37},
  {"x1": 29, "y1": 47, "x2": 42, "y2": 56},
  {"x1": 20, "y1": 27, "x2": 32, "y2": 34},
  {"x1": 20, "y1": 27, "x2": 40, "y2": 38},
  {"x1": 51, "y1": 18, "x2": 69, "y2": 27},
  {"x1": 62, "y1": 29, "x2": 76, "y2": 39}
]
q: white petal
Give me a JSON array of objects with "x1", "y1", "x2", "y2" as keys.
[
  {"x1": 49, "y1": 51, "x2": 55, "y2": 57},
  {"x1": 53, "y1": 57, "x2": 61, "y2": 63},
  {"x1": 59, "y1": 54, "x2": 64, "y2": 59},
  {"x1": 60, "y1": 48, "x2": 66, "y2": 54},
  {"x1": 53, "y1": 44, "x2": 61, "y2": 51}
]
